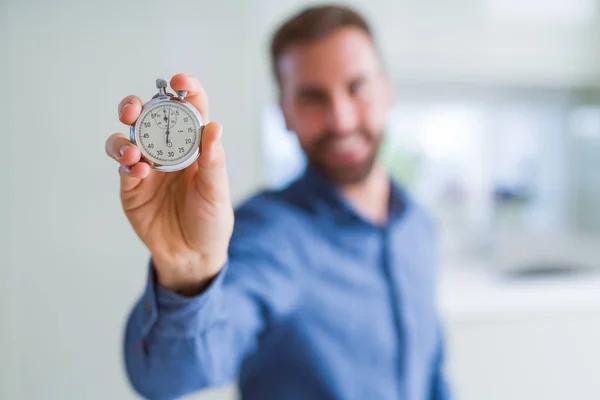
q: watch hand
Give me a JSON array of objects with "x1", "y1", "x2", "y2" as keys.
[{"x1": 166, "y1": 106, "x2": 171, "y2": 145}]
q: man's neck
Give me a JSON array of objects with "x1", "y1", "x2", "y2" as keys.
[{"x1": 337, "y1": 163, "x2": 390, "y2": 226}]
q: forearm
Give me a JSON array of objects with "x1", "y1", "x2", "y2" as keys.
[
  {"x1": 123, "y1": 261, "x2": 240, "y2": 399},
  {"x1": 124, "y1": 298, "x2": 213, "y2": 399}
]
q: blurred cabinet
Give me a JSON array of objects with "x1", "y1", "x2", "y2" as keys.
[{"x1": 441, "y1": 266, "x2": 600, "y2": 400}]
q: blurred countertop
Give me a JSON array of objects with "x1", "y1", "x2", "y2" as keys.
[{"x1": 438, "y1": 261, "x2": 600, "y2": 323}]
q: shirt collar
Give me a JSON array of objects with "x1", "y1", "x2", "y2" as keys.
[{"x1": 297, "y1": 164, "x2": 409, "y2": 228}]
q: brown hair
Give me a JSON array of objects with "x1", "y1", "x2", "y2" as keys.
[{"x1": 270, "y1": 4, "x2": 375, "y2": 86}]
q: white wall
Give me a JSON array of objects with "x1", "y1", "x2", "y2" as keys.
[
  {"x1": 4, "y1": 0, "x2": 265, "y2": 398},
  {"x1": 3, "y1": 0, "x2": 600, "y2": 399},
  {"x1": 1, "y1": 4, "x2": 12, "y2": 399}
]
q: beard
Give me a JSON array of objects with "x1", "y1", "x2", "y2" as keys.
[{"x1": 301, "y1": 129, "x2": 383, "y2": 185}]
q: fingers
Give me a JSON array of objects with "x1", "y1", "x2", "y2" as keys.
[
  {"x1": 105, "y1": 133, "x2": 142, "y2": 167},
  {"x1": 118, "y1": 95, "x2": 143, "y2": 125},
  {"x1": 106, "y1": 133, "x2": 151, "y2": 190},
  {"x1": 170, "y1": 73, "x2": 209, "y2": 121},
  {"x1": 118, "y1": 162, "x2": 152, "y2": 191},
  {"x1": 112, "y1": 74, "x2": 211, "y2": 193}
]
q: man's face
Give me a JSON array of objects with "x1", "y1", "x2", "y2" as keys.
[{"x1": 278, "y1": 27, "x2": 391, "y2": 185}]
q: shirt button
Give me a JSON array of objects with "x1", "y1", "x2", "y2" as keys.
[{"x1": 144, "y1": 300, "x2": 151, "y2": 312}]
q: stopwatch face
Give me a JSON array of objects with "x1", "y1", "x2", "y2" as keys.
[{"x1": 134, "y1": 101, "x2": 202, "y2": 168}]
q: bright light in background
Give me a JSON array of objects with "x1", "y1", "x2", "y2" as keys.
[
  {"x1": 489, "y1": 106, "x2": 540, "y2": 193},
  {"x1": 483, "y1": 0, "x2": 598, "y2": 24},
  {"x1": 417, "y1": 106, "x2": 482, "y2": 161},
  {"x1": 261, "y1": 104, "x2": 306, "y2": 189}
]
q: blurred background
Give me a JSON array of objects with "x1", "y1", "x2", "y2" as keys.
[{"x1": 2, "y1": 0, "x2": 600, "y2": 399}]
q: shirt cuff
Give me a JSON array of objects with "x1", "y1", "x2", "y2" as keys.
[{"x1": 138, "y1": 258, "x2": 229, "y2": 338}]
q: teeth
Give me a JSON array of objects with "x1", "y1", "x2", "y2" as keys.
[{"x1": 331, "y1": 136, "x2": 362, "y2": 152}]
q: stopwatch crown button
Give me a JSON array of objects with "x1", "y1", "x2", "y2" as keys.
[{"x1": 156, "y1": 79, "x2": 167, "y2": 89}]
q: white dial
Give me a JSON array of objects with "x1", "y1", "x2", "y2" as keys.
[{"x1": 135, "y1": 102, "x2": 200, "y2": 166}]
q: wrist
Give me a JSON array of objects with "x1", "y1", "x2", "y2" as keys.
[{"x1": 152, "y1": 252, "x2": 227, "y2": 297}]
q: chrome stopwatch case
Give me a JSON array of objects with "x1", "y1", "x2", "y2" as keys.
[{"x1": 130, "y1": 78, "x2": 205, "y2": 172}]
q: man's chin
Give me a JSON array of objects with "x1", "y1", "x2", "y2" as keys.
[{"x1": 312, "y1": 159, "x2": 376, "y2": 185}]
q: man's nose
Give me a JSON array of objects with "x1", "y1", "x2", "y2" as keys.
[{"x1": 326, "y1": 95, "x2": 358, "y2": 135}]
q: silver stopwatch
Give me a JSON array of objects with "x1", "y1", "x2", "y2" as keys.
[{"x1": 130, "y1": 78, "x2": 205, "y2": 172}]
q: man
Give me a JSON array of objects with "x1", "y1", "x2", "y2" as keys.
[{"x1": 106, "y1": 5, "x2": 450, "y2": 400}]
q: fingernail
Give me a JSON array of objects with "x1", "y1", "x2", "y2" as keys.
[
  {"x1": 119, "y1": 146, "x2": 129, "y2": 158},
  {"x1": 119, "y1": 103, "x2": 131, "y2": 117},
  {"x1": 218, "y1": 126, "x2": 223, "y2": 142}
]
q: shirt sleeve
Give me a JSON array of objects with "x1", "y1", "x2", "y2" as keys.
[
  {"x1": 123, "y1": 259, "x2": 232, "y2": 399},
  {"x1": 123, "y1": 197, "x2": 304, "y2": 400}
]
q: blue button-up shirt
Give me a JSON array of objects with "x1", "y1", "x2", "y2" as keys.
[{"x1": 124, "y1": 167, "x2": 450, "y2": 400}]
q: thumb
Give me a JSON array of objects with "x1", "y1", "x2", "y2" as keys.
[
  {"x1": 193, "y1": 122, "x2": 230, "y2": 205},
  {"x1": 198, "y1": 121, "x2": 223, "y2": 168}
]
